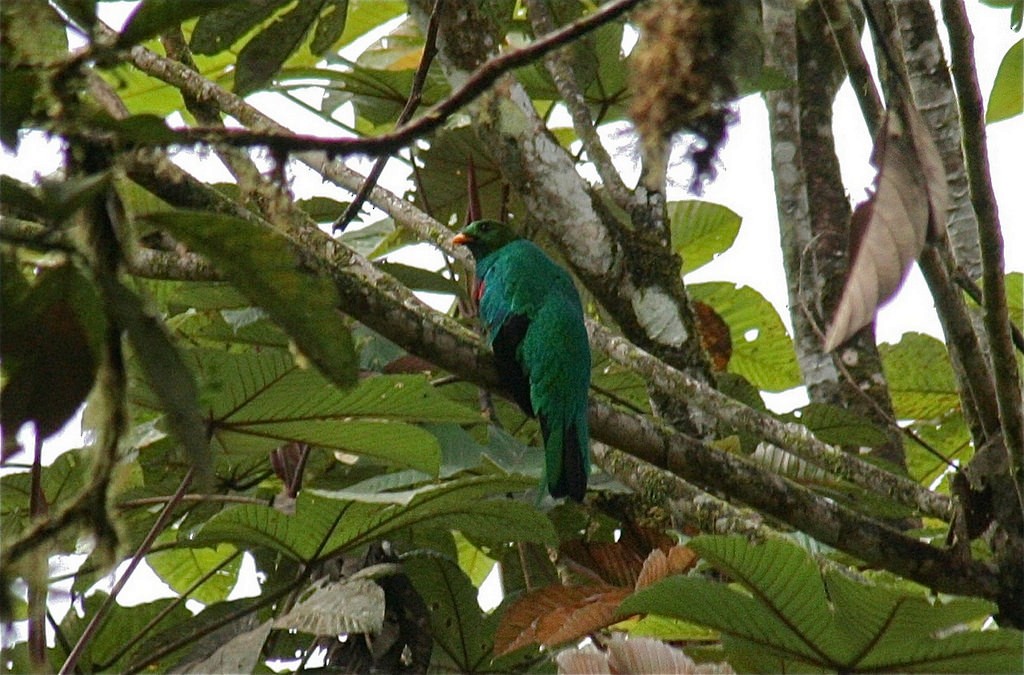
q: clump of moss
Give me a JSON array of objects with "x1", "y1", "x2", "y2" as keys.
[{"x1": 629, "y1": 0, "x2": 740, "y2": 192}]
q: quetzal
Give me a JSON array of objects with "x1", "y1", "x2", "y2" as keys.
[{"x1": 452, "y1": 219, "x2": 591, "y2": 501}]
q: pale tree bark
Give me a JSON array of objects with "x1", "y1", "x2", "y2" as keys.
[{"x1": 763, "y1": 0, "x2": 906, "y2": 470}]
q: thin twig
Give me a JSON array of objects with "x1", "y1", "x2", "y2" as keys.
[
  {"x1": 817, "y1": 0, "x2": 885, "y2": 134},
  {"x1": 28, "y1": 430, "x2": 47, "y2": 671},
  {"x1": 116, "y1": 493, "x2": 265, "y2": 509},
  {"x1": 110, "y1": 0, "x2": 644, "y2": 157},
  {"x1": 59, "y1": 468, "x2": 195, "y2": 675},
  {"x1": 332, "y1": 0, "x2": 445, "y2": 232}
]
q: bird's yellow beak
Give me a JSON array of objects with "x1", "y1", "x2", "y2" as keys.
[{"x1": 451, "y1": 232, "x2": 472, "y2": 246}]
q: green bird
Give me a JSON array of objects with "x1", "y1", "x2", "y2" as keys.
[{"x1": 452, "y1": 219, "x2": 591, "y2": 501}]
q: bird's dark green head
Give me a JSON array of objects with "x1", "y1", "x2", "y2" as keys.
[{"x1": 452, "y1": 219, "x2": 519, "y2": 260}]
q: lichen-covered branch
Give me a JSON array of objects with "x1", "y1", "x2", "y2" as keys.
[
  {"x1": 940, "y1": 0, "x2": 1024, "y2": 505},
  {"x1": 589, "y1": 322, "x2": 951, "y2": 520},
  {"x1": 524, "y1": 0, "x2": 633, "y2": 209}
]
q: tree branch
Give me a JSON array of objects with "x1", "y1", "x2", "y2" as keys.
[
  {"x1": 107, "y1": 0, "x2": 643, "y2": 158},
  {"x1": 940, "y1": 0, "x2": 1024, "y2": 506},
  {"x1": 524, "y1": 0, "x2": 633, "y2": 210},
  {"x1": 589, "y1": 322, "x2": 951, "y2": 520}
]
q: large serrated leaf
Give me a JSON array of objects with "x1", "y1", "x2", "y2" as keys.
[
  {"x1": 196, "y1": 475, "x2": 539, "y2": 562},
  {"x1": 141, "y1": 211, "x2": 357, "y2": 391},
  {"x1": 879, "y1": 333, "x2": 959, "y2": 419},
  {"x1": 691, "y1": 536, "x2": 839, "y2": 657},
  {"x1": 618, "y1": 536, "x2": 1024, "y2": 672},
  {"x1": 824, "y1": 570, "x2": 1021, "y2": 672},
  {"x1": 688, "y1": 282, "x2": 801, "y2": 391},
  {"x1": 669, "y1": 200, "x2": 742, "y2": 275},
  {"x1": 403, "y1": 552, "x2": 493, "y2": 672},
  {"x1": 132, "y1": 348, "x2": 478, "y2": 474},
  {"x1": 146, "y1": 541, "x2": 240, "y2": 605},
  {"x1": 792, "y1": 402, "x2": 889, "y2": 448}
]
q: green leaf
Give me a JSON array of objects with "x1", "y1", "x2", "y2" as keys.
[
  {"x1": 905, "y1": 411, "x2": 971, "y2": 486},
  {"x1": 410, "y1": 126, "x2": 520, "y2": 227},
  {"x1": 310, "y1": 0, "x2": 349, "y2": 54},
  {"x1": 0, "y1": 175, "x2": 46, "y2": 219},
  {"x1": 1, "y1": 2, "x2": 68, "y2": 65},
  {"x1": 0, "y1": 66, "x2": 39, "y2": 149},
  {"x1": 195, "y1": 474, "x2": 538, "y2": 561},
  {"x1": 688, "y1": 282, "x2": 801, "y2": 391},
  {"x1": 1005, "y1": 272, "x2": 1022, "y2": 331},
  {"x1": 131, "y1": 348, "x2": 477, "y2": 474},
  {"x1": 669, "y1": 200, "x2": 742, "y2": 274},
  {"x1": 403, "y1": 552, "x2": 493, "y2": 672},
  {"x1": 0, "y1": 449, "x2": 89, "y2": 542},
  {"x1": 0, "y1": 262, "x2": 103, "y2": 439},
  {"x1": 53, "y1": 593, "x2": 194, "y2": 672},
  {"x1": 147, "y1": 541, "x2": 241, "y2": 605},
  {"x1": 879, "y1": 333, "x2": 959, "y2": 419},
  {"x1": 118, "y1": 0, "x2": 245, "y2": 47},
  {"x1": 234, "y1": 0, "x2": 329, "y2": 94},
  {"x1": 455, "y1": 532, "x2": 497, "y2": 587},
  {"x1": 190, "y1": 0, "x2": 285, "y2": 55},
  {"x1": 792, "y1": 402, "x2": 889, "y2": 448},
  {"x1": 141, "y1": 210, "x2": 358, "y2": 391},
  {"x1": 320, "y1": 62, "x2": 450, "y2": 126},
  {"x1": 377, "y1": 260, "x2": 463, "y2": 297},
  {"x1": 108, "y1": 280, "x2": 211, "y2": 482},
  {"x1": 273, "y1": 577, "x2": 384, "y2": 635},
  {"x1": 987, "y1": 40, "x2": 1023, "y2": 124},
  {"x1": 618, "y1": 536, "x2": 1024, "y2": 672}
]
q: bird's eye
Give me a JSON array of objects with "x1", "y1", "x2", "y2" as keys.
[{"x1": 478, "y1": 221, "x2": 491, "y2": 232}]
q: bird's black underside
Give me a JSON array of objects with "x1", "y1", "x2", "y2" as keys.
[{"x1": 492, "y1": 313, "x2": 533, "y2": 417}]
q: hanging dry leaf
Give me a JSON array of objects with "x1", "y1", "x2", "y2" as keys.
[
  {"x1": 823, "y1": 102, "x2": 948, "y2": 352},
  {"x1": 693, "y1": 300, "x2": 732, "y2": 372}
]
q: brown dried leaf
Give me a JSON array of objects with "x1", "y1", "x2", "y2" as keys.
[
  {"x1": 494, "y1": 586, "x2": 629, "y2": 656},
  {"x1": 693, "y1": 300, "x2": 732, "y2": 371},
  {"x1": 634, "y1": 545, "x2": 699, "y2": 590},
  {"x1": 561, "y1": 540, "x2": 646, "y2": 588},
  {"x1": 494, "y1": 586, "x2": 595, "y2": 655},
  {"x1": 823, "y1": 104, "x2": 948, "y2": 351},
  {"x1": 539, "y1": 589, "x2": 631, "y2": 647}
]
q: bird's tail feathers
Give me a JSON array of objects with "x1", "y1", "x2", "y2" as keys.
[{"x1": 541, "y1": 416, "x2": 588, "y2": 502}]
